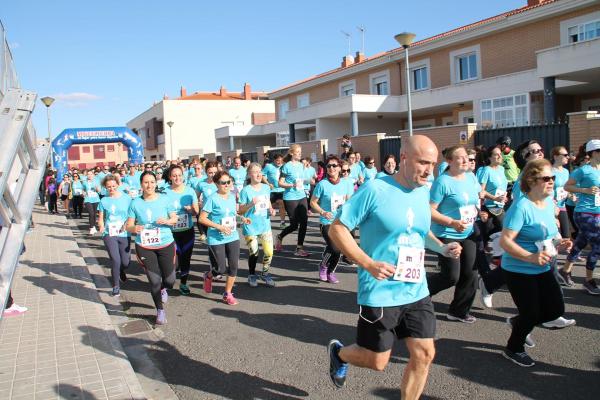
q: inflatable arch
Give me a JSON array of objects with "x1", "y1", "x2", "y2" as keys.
[{"x1": 52, "y1": 127, "x2": 144, "y2": 182}]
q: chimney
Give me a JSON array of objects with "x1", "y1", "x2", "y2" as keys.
[
  {"x1": 243, "y1": 83, "x2": 251, "y2": 100},
  {"x1": 219, "y1": 85, "x2": 227, "y2": 97},
  {"x1": 341, "y1": 54, "x2": 355, "y2": 68},
  {"x1": 527, "y1": 0, "x2": 545, "y2": 6},
  {"x1": 355, "y1": 51, "x2": 366, "y2": 63},
  {"x1": 180, "y1": 86, "x2": 187, "y2": 97}
]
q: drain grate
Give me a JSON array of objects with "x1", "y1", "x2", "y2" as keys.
[{"x1": 118, "y1": 319, "x2": 152, "y2": 336}]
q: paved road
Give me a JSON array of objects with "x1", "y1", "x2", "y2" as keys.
[{"x1": 69, "y1": 215, "x2": 600, "y2": 399}]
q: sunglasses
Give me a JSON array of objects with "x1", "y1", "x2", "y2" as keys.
[
  {"x1": 558, "y1": 153, "x2": 569, "y2": 157},
  {"x1": 326, "y1": 164, "x2": 339, "y2": 168},
  {"x1": 536, "y1": 175, "x2": 556, "y2": 182},
  {"x1": 468, "y1": 158, "x2": 476, "y2": 162},
  {"x1": 341, "y1": 169, "x2": 350, "y2": 173},
  {"x1": 217, "y1": 180, "x2": 231, "y2": 185},
  {"x1": 525, "y1": 148, "x2": 543, "y2": 158}
]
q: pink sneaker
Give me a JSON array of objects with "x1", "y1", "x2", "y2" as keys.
[
  {"x1": 275, "y1": 237, "x2": 283, "y2": 252},
  {"x1": 223, "y1": 292, "x2": 239, "y2": 305},
  {"x1": 203, "y1": 272, "x2": 213, "y2": 294},
  {"x1": 327, "y1": 272, "x2": 340, "y2": 284},
  {"x1": 3, "y1": 304, "x2": 28, "y2": 317},
  {"x1": 319, "y1": 263, "x2": 328, "y2": 282},
  {"x1": 294, "y1": 248, "x2": 309, "y2": 257}
]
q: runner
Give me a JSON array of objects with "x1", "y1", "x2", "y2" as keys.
[
  {"x1": 302, "y1": 157, "x2": 317, "y2": 201},
  {"x1": 551, "y1": 146, "x2": 572, "y2": 240},
  {"x1": 276, "y1": 144, "x2": 310, "y2": 257},
  {"x1": 58, "y1": 174, "x2": 71, "y2": 216},
  {"x1": 427, "y1": 146, "x2": 481, "y2": 323},
  {"x1": 199, "y1": 170, "x2": 241, "y2": 305},
  {"x1": 71, "y1": 173, "x2": 84, "y2": 219},
  {"x1": 82, "y1": 170, "x2": 101, "y2": 234},
  {"x1": 262, "y1": 154, "x2": 287, "y2": 228},
  {"x1": 126, "y1": 171, "x2": 178, "y2": 325},
  {"x1": 229, "y1": 156, "x2": 247, "y2": 199},
  {"x1": 123, "y1": 165, "x2": 142, "y2": 198},
  {"x1": 327, "y1": 135, "x2": 461, "y2": 399},
  {"x1": 376, "y1": 154, "x2": 397, "y2": 178},
  {"x1": 239, "y1": 163, "x2": 276, "y2": 288},
  {"x1": 499, "y1": 158, "x2": 572, "y2": 367},
  {"x1": 155, "y1": 168, "x2": 168, "y2": 192},
  {"x1": 165, "y1": 165, "x2": 199, "y2": 295},
  {"x1": 98, "y1": 174, "x2": 132, "y2": 297},
  {"x1": 360, "y1": 156, "x2": 377, "y2": 183},
  {"x1": 310, "y1": 155, "x2": 349, "y2": 283},
  {"x1": 196, "y1": 161, "x2": 219, "y2": 242},
  {"x1": 46, "y1": 177, "x2": 58, "y2": 214},
  {"x1": 511, "y1": 140, "x2": 544, "y2": 203}
]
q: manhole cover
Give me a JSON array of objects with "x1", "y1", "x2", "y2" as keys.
[{"x1": 118, "y1": 319, "x2": 152, "y2": 336}]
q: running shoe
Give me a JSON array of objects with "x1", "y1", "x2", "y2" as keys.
[
  {"x1": 214, "y1": 274, "x2": 224, "y2": 281},
  {"x1": 223, "y1": 292, "x2": 239, "y2": 305},
  {"x1": 89, "y1": 227, "x2": 97, "y2": 235},
  {"x1": 120, "y1": 270, "x2": 128, "y2": 283},
  {"x1": 203, "y1": 272, "x2": 213, "y2": 294},
  {"x1": 583, "y1": 279, "x2": 600, "y2": 295},
  {"x1": 327, "y1": 272, "x2": 340, "y2": 284},
  {"x1": 248, "y1": 274, "x2": 258, "y2": 288},
  {"x1": 279, "y1": 221, "x2": 287, "y2": 229},
  {"x1": 542, "y1": 316, "x2": 576, "y2": 329},
  {"x1": 502, "y1": 349, "x2": 535, "y2": 367},
  {"x1": 478, "y1": 277, "x2": 493, "y2": 309},
  {"x1": 275, "y1": 236, "x2": 283, "y2": 252},
  {"x1": 506, "y1": 317, "x2": 535, "y2": 348},
  {"x1": 198, "y1": 233, "x2": 207, "y2": 242},
  {"x1": 319, "y1": 263, "x2": 328, "y2": 282},
  {"x1": 259, "y1": 273, "x2": 276, "y2": 287},
  {"x1": 294, "y1": 248, "x2": 309, "y2": 257},
  {"x1": 447, "y1": 314, "x2": 477, "y2": 324},
  {"x1": 161, "y1": 288, "x2": 168, "y2": 304},
  {"x1": 328, "y1": 339, "x2": 348, "y2": 388},
  {"x1": 111, "y1": 287, "x2": 120, "y2": 297},
  {"x1": 179, "y1": 284, "x2": 191, "y2": 295},
  {"x1": 556, "y1": 269, "x2": 574, "y2": 287},
  {"x1": 156, "y1": 309, "x2": 167, "y2": 325},
  {"x1": 2, "y1": 304, "x2": 28, "y2": 317}
]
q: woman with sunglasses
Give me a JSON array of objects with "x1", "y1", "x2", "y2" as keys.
[
  {"x1": 310, "y1": 155, "x2": 349, "y2": 283},
  {"x1": 376, "y1": 154, "x2": 397, "y2": 178},
  {"x1": 188, "y1": 165, "x2": 206, "y2": 189},
  {"x1": 165, "y1": 165, "x2": 199, "y2": 295},
  {"x1": 71, "y1": 173, "x2": 85, "y2": 219},
  {"x1": 550, "y1": 146, "x2": 572, "y2": 240},
  {"x1": 276, "y1": 144, "x2": 310, "y2": 257},
  {"x1": 98, "y1": 175, "x2": 132, "y2": 297},
  {"x1": 155, "y1": 168, "x2": 168, "y2": 192},
  {"x1": 499, "y1": 159, "x2": 572, "y2": 367},
  {"x1": 359, "y1": 156, "x2": 377, "y2": 183},
  {"x1": 511, "y1": 140, "x2": 544, "y2": 203},
  {"x1": 196, "y1": 162, "x2": 219, "y2": 241},
  {"x1": 124, "y1": 165, "x2": 142, "y2": 199},
  {"x1": 427, "y1": 146, "x2": 481, "y2": 323},
  {"x1": 126, "y1": 171, "x2": 178, "y2": 325},
  {"x1": 238, "y1": 163, "x2": 276, "y2": 288},
  {"x1": 58, "y1": 175, "x2": 72, "y2": 216},
  {"x1": 477, "y1": 146, "x2": 508, "y2": 241},
  {"x1": 199, "y1": 171, "x2": 241, "y2": 305},
  {"x1": 83, "y1": 170, "x2": 101, "y2": 234}
]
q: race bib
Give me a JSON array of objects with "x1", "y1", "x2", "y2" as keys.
[
  {"x1": 129, "y1": 189, "x2": 139, "y2": 198},
  {"x1": 393, "y1": 246, "x2": 425, "y2": 283},
  {"x1": 174, "y1": 213, "x2": 189, "y2": 230},
  {"x1": 494, "y1": 189, "x2": 506, "y2": 206},
  {"x1": 595, "y1": 192, "x2": 600, "y2": 207},
  {"x1": 221, "y1": 216, "x2": 237, "y2": 231},
  {"x1": 87, "y1": 190, "x2": 96, "y2": 198},
  {"x1": 330, "y1": 193, "x2": 345, "y2": 213},
  {"x1": 556, "y1": 187, "x2": 568, "y2": 202},
  {"x1": 254, "y1": 195, "x2": 269, "y2": 215},
  {"x1": 140, "y1": 228, "x2": 160, "y2": 246},
  {"x1": 74, "y1": 189, "x2": 82, "y2": 196},
  {"x1": 108, "y1": 221, "x2": 122, "y2": 237},
  {"x1": 459, "y1": 205, "x2": 478, "y2": 225},
  {"x1": 295, "y1": 178, "x2": 304, "y2": 191},
  {"x1": 535, "y1": 238, "x2": 557, "y2": 257}
]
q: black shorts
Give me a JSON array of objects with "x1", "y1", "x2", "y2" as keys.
[
  {"x1": 60, "y1": 194, "x2": 68, "y2": 201},
  {"x1": 270, "y1": 192, "x2": 284, "y2": 203},
  {"x1": 356, "y1": 296, "x2": 436, "y2": 353}
]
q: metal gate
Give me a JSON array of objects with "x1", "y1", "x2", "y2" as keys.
[
  {"x1": 474, "y1": 123, "x2": 569, "y2": 153},
  {"x1": 379, "y1": 136, "x2": 401, "y2": 169},
  {"x1": 240, "y1": 151, "x2": 257, "y2": 163}
]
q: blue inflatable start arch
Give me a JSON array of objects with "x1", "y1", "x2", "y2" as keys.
[{"x1": 52, "y1": 127, "x2": 144, "y2": 182}]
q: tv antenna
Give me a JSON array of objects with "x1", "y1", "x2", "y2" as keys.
[
  {"x1": 341, "y1": 30, "x2": 351, "y2": 55},
  {"x1": 357, "y1": 26, "x2": 365, "y2": 54}
]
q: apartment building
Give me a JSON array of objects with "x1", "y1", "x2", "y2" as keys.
[
  {"x1": 127, "y1": 83, "x2": 275, "y2": 161},
  {"x1": 66, "y1": 143, "x2": 129, "y2": 169},
  {"x1": 256, "y1": 0, "x2": 600, "y2": 148}
]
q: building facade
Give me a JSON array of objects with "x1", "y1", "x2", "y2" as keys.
[{"x1": 66, "y1": 143, "x2": 129, "y2": 169}]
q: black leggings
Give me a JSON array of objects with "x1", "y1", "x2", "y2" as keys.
[
  {"x1": 72, "y1": 195, "x2": 84, "y2": 217},
  {"x1": 557, "y1": 209, "x2": 570, "y2": 239},
  {"x1": 48, "y1": 193, "x2": 58, "y2": 213},
  {"x1": 566, "y1": 205, "x2": 578, "y2": 239},
  {"x1": 135, "y1": 242, "x2": 176, "y2": 309},
  {"x1": 427, "y1": 233, "x2": 478, "y2": 318},
  {"x1": 480, "y1": 207, "x2": 504, "y2": 244},
  {"x1": 208, "y1": 240, "x2": 240, "y2": 277},
  {"x1": 279, "y1": 198, "x2": 308, "y2": 246},
  {"x1": 103, "y1": 236, "x2": 131, "y2": 288},
  {"x1": 173, "y1": 228, "x2": 195, "y2": 284},
  {"x1": 85, "y1": 202, "x2": 98, "y2": 229},
  {"x1": 503, "y1": 268, "x2": 564, "y2": 353},
  {"x1": 320, "y1": 224, "x2": 341, "y2": 274}
]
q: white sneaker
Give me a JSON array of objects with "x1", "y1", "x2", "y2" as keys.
[
  {"x1": 542, "y1": 316, "x2": 576, "y2": 329},
  {"x1": 478, "y1": 277, "x2": 493, "y2": 308},
  {"x1": 89, "y1": 227, "x2": 97, "y2": 235}
]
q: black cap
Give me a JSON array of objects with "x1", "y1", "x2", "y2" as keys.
[{"x1": 496, "y1": 136, "x2": 511, "y2": 146}]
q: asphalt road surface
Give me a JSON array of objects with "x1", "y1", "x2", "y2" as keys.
[{"x1": 69, "y1": 215, "x2": 600, "y2": 400}]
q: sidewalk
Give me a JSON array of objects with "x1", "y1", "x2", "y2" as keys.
[{"x1": 0, "y1": 208, "x2": 146, "y2": 400}]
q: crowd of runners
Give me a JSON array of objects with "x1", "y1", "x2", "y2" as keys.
[{"x1": 37, "y1": 133, "x2": 599, "y2": 399}]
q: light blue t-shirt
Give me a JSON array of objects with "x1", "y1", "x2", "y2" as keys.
[
  {"x1": 197, "y1": 181, "x2": 218, "y2": 204},
  {"x1": 337, "y1": 176, "x2": 431, "y2": 307},
  {"x1": 361, "y1": 166, "x2": 378, "y2": 182},
  {"x1": 229, "y1": 167, "x2": 247, "y2": 193},
  {"x1": 502, "y1": 196, "x2": 558, "y2": 275},
  {"x1": 477, "y1": 165, "x2": 508, "y2": 209},
  {"x1": 202, "y1": 193, "x2": 239, "y2": 245},
  {"x1": 239, "y1": 184, "x2": 272, "y2": 236},
  {"x1": 313, "y1": 178, "x2": 348, "y2": 225},
  {"x1": 165, "y1": 186, "x2": 199, "y2": 232},
  {"x1": 71, "y1": 181, "x2": 84, "y2": 196},
  {"x1": 123, "y1": 173, "x2": 142, "y2": 198},
  {"x1": 188, "y1": 174, "x2": 207, "y2": 190},
  {"x1": 82, "y1": 179, "x2": 100, "y2": 204},
  {"x1": 348, "y1": 164, "x2": 361, "y2": 185},
  {"x1": 280, "y1": 161, "x2": 306, "y2": 201},
  {"x1": 156, "y1": 179, "x2": 168, "y2": 192},
  {"x1": 376, "y1": 170, "x2": 394, "y2": 179},
  {"x1": 511, "y1": 173, "x2": 524, "y2": 204},
  {"x1": 128, "y1": 195, "x2": 176, "y2": 248},
  {"x1": 98, "y1": 194, "x2": 132, "y2": 238},
  {"x1": 437, "y1": 161, "x2": 449, "y2": 176},
  {"x1": 552, "y1": 167, "x2": 570, "y2": 209},
  {"x1": 430, "y1": 173, "x2": 480, "y2": 239},
  {"x1": 571, "y1": 164, "x2": 600, "y2": 214},
  {"x1": 303, "y1": 166, "x2": 316, "y2": 190},
  {"x1": 341, "y1": 177, "x2": 355, "y2": 196},
  {"x1": 262, "y1": 163, "x2": 284, "y2": 193},
  {"x1": 97, "y1": 172, "x2": 109, "y2": 196}
]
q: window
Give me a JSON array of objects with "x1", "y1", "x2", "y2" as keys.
[
  {"x1": 481, "y1": 94, "x2": 528, "y2": 127},
  {"x1": 457, "y1": 53, "x2": 477, "y2": 81},
  {"x1": 370, "y1": 70, "x2": 390, "y2": 95},
  {"x1": 568, "y1": 20, "x2": 600, "y2": 43},
  {"x1": 107, "y1": 145, "x2": 115, "y2": 152},
  {"x1": 68, "y1": 146, "x2": 80, "y2": 161},
  {"x1": 278, "y1": 99, "x2": 289, "y2": 120},
  {"x1": 412, "y1": 67, "x2": 428, "y2": 91},
  {"x1": 82, "y1": 146, "x2": 90, "y2": 153},
  {"x1": 297, "y1": 93, "x2": 310, "y2": 108},
  {"x1": 339, "y1": 80, "x2": 356, "y2": 97},
  {"x1": 93, "y1": 145, "x2": 105, "y2": 160}
]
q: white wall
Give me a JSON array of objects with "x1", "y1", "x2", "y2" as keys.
[
  {"x1": 358, "y1": 118, "x2": 403, "y2": 135},
  {"x1": 316, "y1": 118, "x2": 350, "y2": 142}
]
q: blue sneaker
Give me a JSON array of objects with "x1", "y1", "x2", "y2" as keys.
[
  {"x1": 111, "y1": 287, "x2": 120, "y2": 297},
  {"x1": 328, "y1": 339, "x2": 348, "y2": 388}
]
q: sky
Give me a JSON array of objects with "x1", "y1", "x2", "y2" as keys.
[{"x1": 2, "y1": 0, "x2": 526, "y2": 140}]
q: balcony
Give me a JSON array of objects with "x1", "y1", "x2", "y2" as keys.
[{"x1": 536, "y1": 37, "x2": 600, "y2": 82}]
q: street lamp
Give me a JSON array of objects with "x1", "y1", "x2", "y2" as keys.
[
  {"x1": 166, "y1": 121, "x2": 174, "y2": 160},
  {"x1": 394, "y1": 32, "x2": 416, "y2": 136},
  {"x1": 40, "y1": 96, "x2": 55, "y2": 167}
]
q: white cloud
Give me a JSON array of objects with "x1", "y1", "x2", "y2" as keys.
[{"x1": 52, "y1": 92, "x2": 102, "y2": 108}]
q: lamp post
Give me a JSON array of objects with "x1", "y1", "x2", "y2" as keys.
[
  {"x1": 166, "y1": 121, "x2": 174, "y2": 160},
  {"x1": 40, "y1": 96, "x2": 55, "y2": 167},
  {"x1": 394, "y1": 32, "x2": 416, "y2": 136}
]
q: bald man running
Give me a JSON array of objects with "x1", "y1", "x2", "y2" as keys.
[{"x1": 327, "y1": 135, "x2": 462, "y2": 400}]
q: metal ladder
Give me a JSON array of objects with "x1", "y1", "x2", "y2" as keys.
[{"x1": 0, "y1": 88, "x2": 50, "y2": 318}]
